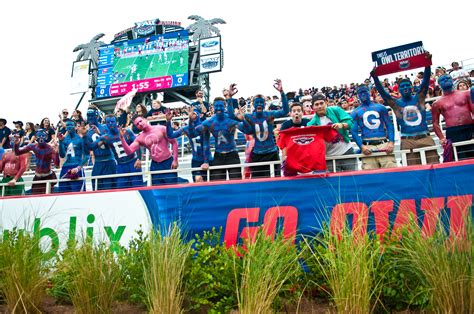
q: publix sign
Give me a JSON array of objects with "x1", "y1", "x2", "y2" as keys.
[{"x1": 0, "y1": 190, "x2": 151, "y2": 259}]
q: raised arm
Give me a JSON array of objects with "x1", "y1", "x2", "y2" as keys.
[
  {"x1": 14, "y1": 141, "x2": 33, "y2": 156},
  {"x1": 226, "y1": 98, "x2": 241, "y2": 121},
  {"x1": 371, "y1": 68, "x2": 396, "y2": 109},
  {"x1": 418, "y1": 62, "x2": 432, "y2": 101},
  {"x1": 165, "y1": 110, "x2": 186, "y2": 139},
  {"x1": 268, "y1": 79, "x2": 289, "y2": 118},
  {"x1": 166, "y1": 121, "x2": 185, "y2": 139},
  {"x1": 226, "y1": 83, "x2": 242, "y2": 121},
  {"x1": 120, "y1": 129, "x2": 141, "y2": 155}
]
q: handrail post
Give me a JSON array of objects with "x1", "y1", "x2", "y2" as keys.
[{"x1": 147, "y1": 170, "x2": 152, "y2": 187}]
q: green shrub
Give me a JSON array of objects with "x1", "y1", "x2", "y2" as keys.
[
  {"x1": 184, "y1": 227, "x2": 238, "y2": 313},
  {"x1": 118, "y1": 228, "x2": 149, "y2": 305},
  {"x1": 376, "y1": 233, "x2": 429, "y2": 312}
]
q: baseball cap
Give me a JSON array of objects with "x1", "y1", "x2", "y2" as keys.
[
  {"x1": 312, "y1": 93, "x2": 327, "y2": 102},
  {"x1": 13, "y1": 121, "x2": 23, "y2": 127}
]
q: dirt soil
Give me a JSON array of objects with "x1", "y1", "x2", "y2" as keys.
[
  {"x1": 0, "y1": 296, "x2": 147, "y2": 314},
  {"x1": 0, "y1": 297, "x2": 334, "y2": 313}
]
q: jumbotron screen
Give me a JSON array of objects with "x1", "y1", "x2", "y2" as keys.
[{"x1": 95, "y1": 30, "x2": 189, "y2": 99}]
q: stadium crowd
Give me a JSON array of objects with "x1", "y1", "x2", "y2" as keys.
[{"x1": 1, "y1": 59, "x2": 473, "y2": 196}]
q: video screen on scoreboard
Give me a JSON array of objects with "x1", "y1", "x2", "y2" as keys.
[{"x1": 95, "y1": 30, "x2": 189, "y2": 99}]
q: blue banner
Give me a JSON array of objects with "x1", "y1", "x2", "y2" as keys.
[{"x1": 139, "y1": 161, "x2": 474, "y2": 246}]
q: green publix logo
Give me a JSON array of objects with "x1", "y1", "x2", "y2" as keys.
[{"x1": 2, "y1": 214, "x2": 126, "y2": 259}]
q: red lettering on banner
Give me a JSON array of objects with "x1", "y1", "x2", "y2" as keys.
[
  {"x1": 370, "y1": 200, "x2": 394, "y2": 237},
  {"x1": 420, "y1": 197, "x2": 444, "y2": 237},
  {"x1": 262, "y1": 206, "x2": 298, "y2": 242},
  {"x1": 330, "y1": 202, "x2": 369, "y2": 240},
  {"x1": 223, "y1": 195, "x2": 472, "y2": 247},
  {"x1": 392, "y1": 199, "x2": 417, "y2": 237},
  {"x1": 223, "y1": 208, "x2": 259, "y2": 248},
  {"x1": 447, "y1": 195, "x2": 472, "y2": 239},
  {"x1": 223, "y1": 206, "x2": 299, "y2": 248}
]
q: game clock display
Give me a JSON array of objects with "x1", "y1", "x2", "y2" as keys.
[{"x1": 95, "y1": 30, "x2": 189, "y2": 99}]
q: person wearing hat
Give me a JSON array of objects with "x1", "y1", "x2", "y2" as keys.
[
  {"x1": 307, "y1": 93, "x2": 357, "y2": 172},
  {"x1": 12, "y1": 121, "x2": 26, "y2": 147}
]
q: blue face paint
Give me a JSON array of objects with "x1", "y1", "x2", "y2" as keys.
[
  {"x1": 357, "y1": 87, "x2": 370, "y2": 103},
  {"x1": 399, "y1": 81, "x2": 413, "y2": 98},
  {"x1": 87, "y1": 109, "x2": 100, "y2": 126},
  {"x1": 36, "y1": 129, "x2": 48, "y2": 144},
  {"x1": 105, "y1": 116, "x2": 118, "y2": 133},
  {"x1": 214, "y1": 101, "x2": 225, "y2": 117},
  {"x1": 438, "y1": 74, "x2": 454, "y2": 91},
  {"x1": 253, "y1": 97, "x2": 265, "y2": 110}
]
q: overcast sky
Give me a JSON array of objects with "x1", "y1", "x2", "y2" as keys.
[{"x1": 0, "y1": 0, "x2": 472, "y2": 125}]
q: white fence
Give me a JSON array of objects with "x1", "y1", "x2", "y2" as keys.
[{"x1": 2, "y1": 139, "x2": 473, "y2": 197}]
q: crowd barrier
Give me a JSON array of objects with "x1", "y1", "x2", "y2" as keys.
[
  {"x1": 1, "y1": 140, "x2": 473, "y2": 197},
  {"x1": 1, "y1": 159, "x2": 472, "y2": 258}
]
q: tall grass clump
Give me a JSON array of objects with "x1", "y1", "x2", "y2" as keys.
[
  {"x1": 0, "y1": 228, "x2": 49, "y2": 313},
  {"x1": 304, "y1": 227, "x2": 382, "y2": 313},
  {"x1": 235, "y1": 229, "x2": 303, "y2": 314},
  {"x1": 60, "y1": 240, "x2": 123, "y2": 314},
  {"x1": 144, "y1": 223, "x2": 193, "y2": 314},
  {"x1": 393, "y1": 216, "x2": 473, "y2": 313}
]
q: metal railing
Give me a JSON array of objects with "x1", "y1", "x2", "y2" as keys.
[{"x1": 2, "y1": 139, "x2": 473, "y2": 197}]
